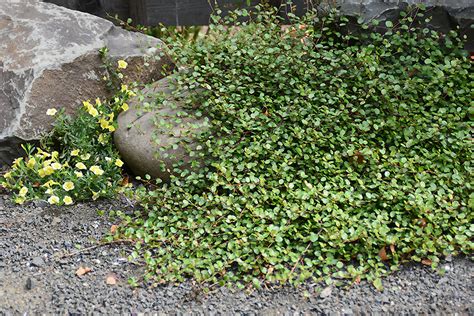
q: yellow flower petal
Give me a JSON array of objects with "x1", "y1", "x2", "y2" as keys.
[
  {"x1": 62, "y1": 181, "x2": 75, "y2": 191},
  {"x1": 117, "y1": 60, "x2": 128, "y2": 69},
  {"x1": 26, "y1": 158, "x2": 36, "y2": 169},
  {"x1": 63, "y1": 196, "x2": 73, "y2": 205},
  {"x1": 19, "y1": 186, "x2": 28, "y2": 197},
  {"x1": 46, "y1": 108, "x2": 57, "y2": 116},
  {"x1": 115, "y1": 159, "x2": 124, "y2": 167},
  {"x1": 48, "y1": 195, "x2": 60, "y2": 205},
  {"x1": 90, "y1": 165, "x2": 104, "y2": 176},
  {"x1": 75, "y1": 162, "x2": 87, "y2": 170},
  {"x1": 51, "y1": 162, "x2": 62, "y2": 170}
]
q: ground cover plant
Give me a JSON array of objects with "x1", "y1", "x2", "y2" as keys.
[
  {"x1": 1, "y1": 4, "x2": 472, "y2": 290},
  {"x1": 119, "y1": 6, "x2": 473, "y2": 288}
]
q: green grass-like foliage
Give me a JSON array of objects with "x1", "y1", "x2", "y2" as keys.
[{"x1": 127, "y1": 6, "x2": 473, "y2": 287}]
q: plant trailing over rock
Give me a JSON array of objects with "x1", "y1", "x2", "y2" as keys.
[{"x1": 119, "y1": 5, "x2": 473, "y2": 288}]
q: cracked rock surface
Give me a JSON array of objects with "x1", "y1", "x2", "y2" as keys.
[
  {"x1": 0, "y1": 0, "x2": 173, "y2": 165},
  {"x1": 0, "y1": 195, "x2": 472, "y2": 314}
]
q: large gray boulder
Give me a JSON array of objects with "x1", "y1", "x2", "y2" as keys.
[
  {"x1": 114, "y1": 76, "x2": 209, "y2": 181},
  {"x1": 0, "y1": 0, "x2": 174, "y2": 165}
]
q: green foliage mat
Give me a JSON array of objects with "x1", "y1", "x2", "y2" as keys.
[{"x1": 121, "y1": 7, "x2": 473, "y2": 288}]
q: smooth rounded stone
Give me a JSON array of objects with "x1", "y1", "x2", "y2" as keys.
[
  {"x1": 114, "y1": 75, "x2": 209, "y2": 181},
  {"x1": 0, "y1": 0, "x2": 174, "y2": 165}
]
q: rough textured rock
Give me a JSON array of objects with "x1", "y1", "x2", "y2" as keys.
[
  {"x1": 0, "y1": 0, "x2": 174, "y2": 166},
  {"x1": 114, "y1": 76, "x2": 208, "y2": 181},
  {"x1": 338, "y1": 0, "x2": 473, "y2": 50}
]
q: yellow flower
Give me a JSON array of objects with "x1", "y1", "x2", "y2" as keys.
[
  {"x1": 42, "y1": 180, "x2": 59, "y2": 187},
  {"x1": 100, "y1": 117, "x2": 110, "y2": 130},
  {"x1": 115, "y1": 159, "x2": 124, "y2": 167},
  {"x1": 48, "y1": 195, "x2": 60, "y2": 205},
  {"x1": 38, "y1": 169, "x2": 46, "y2": 177},
  {"x1": 63, "y1": 181, "x2": 75, "y2": 191},
  {"x1": 26, "y1": 158, "x2": 36, "y2": 169},
  {"x1": 14, "y1": 197, "x2": 25, "y2": 205},
  {"x1": 75, "y1": 162, "x2": 87, "y2": 170},
  {"x1": 4, "y1": 171, "x2": 12, "y2": 179},
  {"x1": 37, "y1": 148, "x2": 50, "y2": 158},
  {"x1": 38, "y1": 166, "x2": 55, "y2": 178},
  {"x1": 13, "y1": 157, "x2": 23, "y2": 167},
  {"x1": 108, "y1": 125, "x2": 115, "y2": 132},
  {"x1": 91, "y1": 190, "x2": 100, "y2": 200},
  {"x1": 117, "y1": 60, "x2": 128, "y2": 69},
  {"x1": 71, "y1": 149, "x2": 80, "y2": 156},
  {"x1": 51, "y1": 151, "x2": 59, "y2": 160},
  {"x1": 90, "y1": 165, "x2": 104, "y2": 176},
  {"x1": 63, "y1": 196, "x2": 73, "y2": 205},
  {"x1": 83, "y1": 100, "x2": 92, "y2": 110},
  {"x1": 43, "y1": 159, "x2": 52, "y2": 167},
  {"x1": 19, "y1": 186, "x2": 28, "y2": 197},
  {"x1": 95, "y1": 98, "x2": 102, "y2": 106},
  {"x1": 120, "y1": 84, "x2": 128, "y2": 92},
  {"x1": 51, "y1": 162, "x2": 62, "y2": 170},
  {"x1": 74, "y1": 171, "x2": 84, "y2": 178},
  {"x1": 80, "y1": 153, "x2": 91, "y2": 161},
  {"x1": 46, "y1": 108, "x2": 57, "y2": 116},
  {"x1": 88, "y1": 106, "x2": 99, "y2": 117},
  {"x1": 45, "y1": 188, "x2": 54, "y2": 195},
  {"x1": 121, "y1": 103, "x2": 129, "y2": 112}
]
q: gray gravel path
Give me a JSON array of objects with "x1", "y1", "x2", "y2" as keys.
[{"x1": 0, "y1": 194, "x2": 472, "y2": 315}]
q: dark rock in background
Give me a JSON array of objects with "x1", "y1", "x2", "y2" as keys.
[{"x1": 338, "y1": 0, "x2": 473, "y2": 51}]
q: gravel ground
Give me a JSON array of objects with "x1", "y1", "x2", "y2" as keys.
[{"x1": 0, "y1": 194, "x2": 472, "y2": 315}]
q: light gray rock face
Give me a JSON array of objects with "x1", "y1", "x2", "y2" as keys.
[
  {"x1": 0, "y1": 0, "x2": 173, "y2": 165},
  {"x1": 114, "y1": 76, "x2": 208, "y2": 181},
  {"x1": 338, "y1": 0, "x2": 473, "y2": 50}
]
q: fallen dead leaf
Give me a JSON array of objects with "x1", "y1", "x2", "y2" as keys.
[
  {"x1": 421, "y1": 259, "x2": 432, "y2": 266},
  {"x1": 121, "y1": 175, "x2": 129, "y2": 186},
  {"x1": 354, "y1": 275, "x2": 361, "y2": 284},
  {"x1": 390, "y1": 244, "x2": 396, "y2": 254},
  {"x1": 418, "y1": 218, "x2": 427, "y2": 227},
  {"x1": 106, "y1": 274, "x2": 117, "y2": 285},
  {"x1": 110, "y1": 225, "x2": 118, "y2": 234},
  {"x1": 379, "y1": 247, "x2": 389, "y2": 261},
  {"x1": 76, "y1": 266, "x2": 92, "y2": 277}
]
